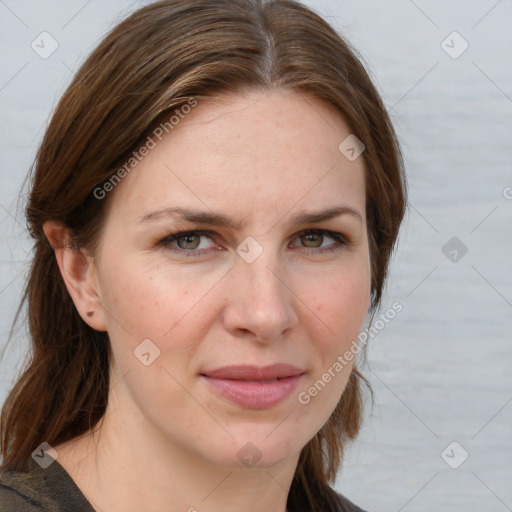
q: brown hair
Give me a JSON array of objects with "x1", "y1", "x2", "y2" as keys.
[{"x1": 0, "y1": 1, "x2": 406, "y2": 510}]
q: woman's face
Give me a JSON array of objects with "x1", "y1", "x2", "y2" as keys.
[{"x1": 90, "y1": 89, "x2": 371, "y2": 469}]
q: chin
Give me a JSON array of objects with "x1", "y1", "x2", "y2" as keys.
[{"x1": 200, "y1": 424, "x2": 305, "y2": 471}]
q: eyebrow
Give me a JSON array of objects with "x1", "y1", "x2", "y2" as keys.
[{"x1": 137, "y1": 205, "x2": 363, "y2": 228}]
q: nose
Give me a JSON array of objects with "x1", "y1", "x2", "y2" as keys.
[{"x1": 221, "y1": 253, "x2": 299, "y2": 343}]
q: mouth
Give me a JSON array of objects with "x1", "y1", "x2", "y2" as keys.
[
  {"x1": 201, "y1": 363, "x2": 304, "y2": 380},
  {"x1": 200, "y1": 363, "x2": 305, "y2": 410}
]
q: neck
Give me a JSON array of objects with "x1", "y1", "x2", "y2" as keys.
[{"x1": 54, "y1": 390, "x2": 298, "y2": 512}]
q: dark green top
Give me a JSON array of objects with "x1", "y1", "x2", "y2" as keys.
[
  {"x1": 0, "y1": 454, "x2": 368, "y2": 511},
  {"x1": 0, "y1": 455, "x2": 95, "y2": 511}
]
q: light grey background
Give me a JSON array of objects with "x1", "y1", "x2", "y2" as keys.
[{"x1": 1, "y1": 1, "x2": 511, "y2": 511}]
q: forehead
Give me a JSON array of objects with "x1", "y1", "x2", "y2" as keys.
[{"x1": 105, "y1": 89, "x2": 366, "y2": 226}]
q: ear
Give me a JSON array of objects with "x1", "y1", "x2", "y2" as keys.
[{"x1": 42, "y1": 221, "x2": 107, "y2": 331}]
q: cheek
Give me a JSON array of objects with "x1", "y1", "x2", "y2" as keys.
[
  {"x1": 99, "y1": 257, "x2": 213, "y2": 335},
  {"x1": 100, "y1": 269, "x2": 164, "y2": 334},
  {"x1": 307, "y1": 266, "x2": 370, "y2": 335},
  {"x1": 295, "y1": 270, "x2": 369, "y2": 426},
  {"x1": 97, "y1": 258, "x2": 228, "y2": 382}
]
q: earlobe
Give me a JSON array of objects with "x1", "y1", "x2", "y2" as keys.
[{"x1": 42, "y1": 221, "x2": 107, "y2": 331}]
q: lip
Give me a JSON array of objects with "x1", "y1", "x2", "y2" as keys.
[
  {"x1": 202, "y1": 363, "x2": 304, "y2": 380},
  {"x1": 201, "y1": 363, "x2": 305, "y2": 410}
]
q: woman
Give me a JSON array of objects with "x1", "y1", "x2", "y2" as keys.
[{"x1": 0, "y1": 0, "x2": 406, "y2": 511}]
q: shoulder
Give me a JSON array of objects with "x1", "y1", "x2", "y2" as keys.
[
  {"x1": 0, "y1": 464, "x2": 47, "y2": 511},
  {"x1": 0, "y1": 455, "x2": 76, "y2": 512},
  {"x1": 0, "y1": 489, "x2": 43, "y2": 511},
  {"x1": 0, "y1": 454, "x2": 95, "y2": 512}
]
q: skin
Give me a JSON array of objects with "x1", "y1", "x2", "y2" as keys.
[{"x1": 43, "y1": 88, "x2": 371, "y2": 512}]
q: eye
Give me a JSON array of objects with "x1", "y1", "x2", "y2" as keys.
[
  {"x1": 174, "y1": 233, "x2": 201, "y2": 250},
  {"x1": 159, "y1": 230, "x2": 220, "y2": 256},
  {"x1": 158, "y1": 229, "x2": 349, "y2": 257},
  {"x1": 290, "y1": 229, "x2": 348, "y2": 254},
  {"x1": 299, "y1": 232, "x2": 328, "y2": 248}
]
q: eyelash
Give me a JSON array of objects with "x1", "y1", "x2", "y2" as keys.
[{"x1": 158, "y1": 229, "x2": 350, "y2": 257}]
